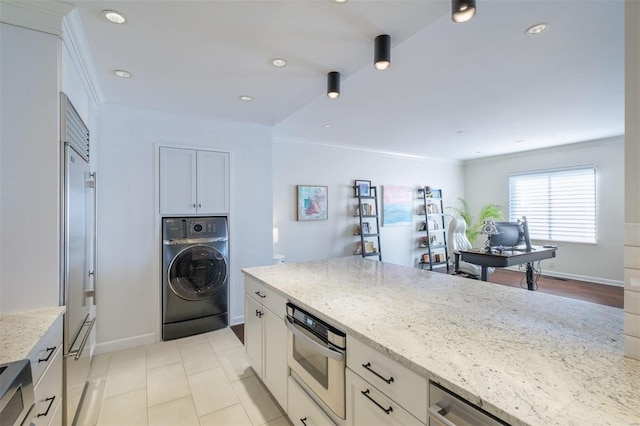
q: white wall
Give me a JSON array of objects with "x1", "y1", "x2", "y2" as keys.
[
  {"x1": 0, "y1": 24, "x2": 60, "y2": 314},
  {"x1": 463, "y1": 137, "x2": 624, "y2": 285},
  {"x1": 95, "y1": 104, "x2": 272, "y2": 352},
  {"x1": 272, "y1": 139, "x2": 465, "y2": 267}
]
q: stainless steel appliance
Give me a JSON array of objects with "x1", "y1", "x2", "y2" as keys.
[
  {"x1": 0, "y1": 360, "x2": 34, "y2": 426},
  {"x1": 61, "y1": 93, "x2": 96, "y2": 425},
  {"x1": 285, "y1": 302, "x2": 346, "y2": 419},
  {"x1": 428, "y1": 382, "x2": 508, "y2": 426},
  {"x1": 162, "y1": 217, "x2": 229, "y2": 340}
]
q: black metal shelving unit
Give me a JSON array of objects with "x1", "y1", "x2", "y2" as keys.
[
  {"x1": 353, "y1": 186, "x2": 382, "y2": 261},
  {"x1": 417, "y1": 187, "x2": 449, "y2": 271}
]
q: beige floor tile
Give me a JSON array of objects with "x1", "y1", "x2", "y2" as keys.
[
  {"x1": 198, "y1": 403, "x2": 253, "y2": 426},
  {"x1": 147, "y1": 396, "x2": 199, "y2": 426},
  {"x1": 97, "y1": 388, "x2": 147, "y2": 426},
  {"x1": 176, "y1": 333, "x2": 209, "y2": 348},
  {"x1": 232, "y1": 375, "x2": 283, "y2": 426},
  {"x1": 146, "y1": 340, "x2": 182, "y2": 370},
  {"x1": 187, "y1": 366, "x2": 239, "y2": 417},
  {"x1": 260, "y1": 416, "x2": 292, "y2": 426},
  {"x1": 179, "y1": 341, "x2": 221, "y2": 376},
  {"x1": 103, "y1": 356, "x2": 146, "y2": 399},
  {"x1": 88, "y1": 353, "x2": 111, "y2": 380},
  {"x1": 108, "y1": 345, "x2": 146, "y2": 365},
  {"x1": 147, "y1": 362, "x2": 191, "y2": 407},
  {"x1": 207, "y1": 327, "x2": 243, "y2": 352},
  {"x1": 217, "y1": 346, "x2": 255, "y2": 382}
]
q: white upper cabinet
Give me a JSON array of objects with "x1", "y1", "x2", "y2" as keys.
[{"x1": 160, "y1": 147, "x2": 229, "y2": 215}]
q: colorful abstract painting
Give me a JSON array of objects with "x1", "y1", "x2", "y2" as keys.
[
  {"x1": 297, "y1": 185, "x2": 328, "y2": 221},
  {"x1": 382, "y1": 185, "x2": 413, "y2": 226}
]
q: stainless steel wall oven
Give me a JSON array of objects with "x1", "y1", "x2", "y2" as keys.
[{"x1": 285, "y1": 302, "x2": 346, "y2": 419}]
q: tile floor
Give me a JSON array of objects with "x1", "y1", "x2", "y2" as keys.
[{"x1": 80, "y1": 327, "x2": 290, "y2": 426}]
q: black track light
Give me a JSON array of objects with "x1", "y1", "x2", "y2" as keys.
[
  {"x1": 452, "y1": 0, "x2": 476, "y2": 23},
  {"x1": 374, "y1": 34, "x2": 391, "y2": 70},
  {"x1": 327, "y1": 71, "x2": 340, "y2": 99}
]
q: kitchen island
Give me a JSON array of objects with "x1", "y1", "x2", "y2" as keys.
[{"x1": 242, "y1": 257, "x2": 640, "y2": 426}]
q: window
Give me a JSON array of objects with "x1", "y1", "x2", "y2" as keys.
[{"x1": 508, "y1": 166, "x2": 596, "y2": 244}]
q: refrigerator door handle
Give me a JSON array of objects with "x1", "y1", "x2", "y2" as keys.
[
  {"x1": 86, "y1": 171, "x2": 97, "y2": 306},
  {"x1": 66, "y1": 317, "x2": 95, "y2": 361}
]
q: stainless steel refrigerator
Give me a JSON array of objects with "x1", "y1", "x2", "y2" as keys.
[{"x1": 61, "y1": 93, "x2": 96, "y2": 425}]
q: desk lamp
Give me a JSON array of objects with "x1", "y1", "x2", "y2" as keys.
[{"x1": 481, "y1": 220, "x2": 499, "y2": 252}]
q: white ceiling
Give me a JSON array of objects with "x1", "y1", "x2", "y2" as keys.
[{"x1": 71, "y1": 0, "x2": 624, "y2": 161}]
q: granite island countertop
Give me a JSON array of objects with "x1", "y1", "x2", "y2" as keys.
[
  {"x1": 0, "y1": 306, "x2": 65, "y2": 365},
  {"x1": 242, "y1": 257, "x2": 640, "y2": 426}
]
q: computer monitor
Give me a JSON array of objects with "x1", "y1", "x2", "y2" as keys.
[{"x1": 490, "y1": 217, "x2": 532, "y2": 251}]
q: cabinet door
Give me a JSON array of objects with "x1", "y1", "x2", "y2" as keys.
[
  {"x1": 262, "y1": 307, "x2": 288, "y2": 411},
  {"x1": 196, "y1": 150, "x2": 229, "y2": 214},
  {"x1": 244, "y1": 295, "x2": 263, "y2": 376},
  {"x1": 160, "y1": 147, "x2": 197, "y2": 214}
]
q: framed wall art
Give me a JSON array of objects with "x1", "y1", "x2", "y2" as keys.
[
  {"x1": 382, "y1": 185, "x2": 413, "y2": 227},
  {"x1": 297, "y1": 185, "x2": 328, "y2": 221}
]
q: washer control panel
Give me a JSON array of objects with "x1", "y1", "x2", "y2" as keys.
[{"x1": 163, "y1": 217, "x2": 228, "y2": 240}]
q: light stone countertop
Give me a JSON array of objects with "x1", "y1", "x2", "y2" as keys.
[
  {"x1": 242, "y1": 257, "x2": 640, "y2": 426},
  {"x1": 0, "y1": 306, "x2": 65, "y2": 365}
]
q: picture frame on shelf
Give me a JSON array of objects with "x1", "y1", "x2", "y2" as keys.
[
  {"x1": 361, "y1": 222, "x2": 371, "y2": 234},
  {"x1": 430, "y1": 189, "x2": 442, "y2": 199},
  {"x1": 364, "y1": 241, "x2": 375, "y2": 253},
  {"x1": 296, "y1": 185, "x2": 328, "y2": 221},
  {"x1": 355, "y1": 179, "x2": 371, "y2": 197}
]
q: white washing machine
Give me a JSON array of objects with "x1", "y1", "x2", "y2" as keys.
[{"x1": 162, "y1": 216, "x2": 229, "y2": 340}]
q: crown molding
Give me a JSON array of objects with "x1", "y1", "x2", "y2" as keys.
[
  {"x1": 0, "y1": 0, "x2": 74, "y2": 36},
  {"x1": 62, "y1": 8, "x2": 105, "y2": 105}
]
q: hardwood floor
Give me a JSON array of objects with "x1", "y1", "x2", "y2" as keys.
[{"x1": 230, "y1": 267, "x2": 623, "y2": 345}]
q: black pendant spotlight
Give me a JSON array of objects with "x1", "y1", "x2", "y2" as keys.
[
  {"x1": 374, "y1": 34, "x2": 391, "y2": 70},
  {"x1": 451, "y1": 0, "x2": 477, "y2": 23},
  {"x1": 327, "y1": 71, "x2": 340, "y2": 99}
]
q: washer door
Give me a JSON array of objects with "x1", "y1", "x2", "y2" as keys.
[{"x1": 168, "y1": 244, "x2": 228, "y2": 301}]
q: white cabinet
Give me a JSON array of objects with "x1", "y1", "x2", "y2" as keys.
[
  {"x1": 26, "y1": 314, "x2": 63, "y2": 426},
  {"x1": 160, "y1": 147, "x2": 229, "y2": 215},
  {"x1": 244, "y1": 276, "x2": 288, "y2": 411},
  {"x1": 346, "y1": 336, "x2": 427, "y2": 425},
  {"x1": 288, "y1": 376, "x2": 336, "y2": 426}
]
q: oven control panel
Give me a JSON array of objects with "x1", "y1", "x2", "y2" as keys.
[{"x1": 286, "y1": 302, "x2": 346, "y2": 349}]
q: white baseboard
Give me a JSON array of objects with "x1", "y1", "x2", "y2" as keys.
[
  {"x1": 230, "y1": 314, "x2": 244, "y2": 326},
  {"x1": 504, "y1": 266, "x2": 623, "y2": 287},
  {"x1": 94, "y1": 332, "x2": 156, "y2": 356}
]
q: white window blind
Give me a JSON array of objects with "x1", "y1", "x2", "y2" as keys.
[{"x1": 508, "y1": 166, "x2": 596, "y2": 244}]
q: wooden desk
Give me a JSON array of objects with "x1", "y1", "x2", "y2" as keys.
[{"x1": 460, "y1": 246, "x2": 557, "y2": 290}]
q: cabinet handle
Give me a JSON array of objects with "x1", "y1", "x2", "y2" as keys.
[
  {"x1": 361, "y1": 362, "x2": 394, "y2": 384},
  {"x1": 254, "y1": 291, "x2": 266, "y2": 299},
  {"x1": 256, "y1": 309, "x2": 263, "y2": 318},
  {"x1": 192, "y1": 203, "x2": 196, "y2": 208},
  {"x1": 37, "y1": 396, "x2": 56, "y2": 418},
  {"x1": 198, "y1": 203, "x2": 202, "y2": 208},
  {"x1": 361, "y1": 389, "x2": 393, "y2": 415},
  {"x1": 38, "y1": 347, "x2": 56, "y2": 363},
  {"x1": 300, "y1": 417, "x2": 308, "y2": 426}
]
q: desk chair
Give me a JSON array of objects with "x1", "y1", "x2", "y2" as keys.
[{"x1": 447, "y1": 217, "x2": 494, "y2": 279}]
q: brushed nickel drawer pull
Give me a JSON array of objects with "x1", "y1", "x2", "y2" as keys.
[
  {"x1": 38, "y1": 347, "x2": 56, "y2": 363},
  {"x1": 362, "y1": 362, "x2": 394, "y2": 384},
  {"x1": 361, "y1": 389, "x2": 393, "y2": 414}
]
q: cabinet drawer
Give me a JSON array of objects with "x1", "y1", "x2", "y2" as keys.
[
  {"x1": 287, "y1": 376, "x2": 336, "y2": 426},
  {"x1": 346, "y1": 369, "x2": 424, "y2": 426},
  {"x1": 30, "y1": 346, "x2": 63, "y2": 426},
  {"x1": 245, "y1": 276, "x2": 286, "y2": 317},
  {"x1": 347, "y1": 337, "x2": 427, "y2": 423},
  {"x1": 27, "y1": 314, "x2": 63, "y2": 385}
]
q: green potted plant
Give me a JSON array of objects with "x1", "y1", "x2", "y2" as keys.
[{"x1": 448, "y1": 198, "x2": 504, "y2": 245}]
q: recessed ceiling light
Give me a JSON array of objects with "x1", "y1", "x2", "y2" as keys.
[
  {"x1": 239, "y1": 95, "x2": 252, "y2": 101},
  {"x1": 322, "y1": 124, "x2": 331, "y2": 128},
  {"x1": 103, "y1": 10, "x2": 126, "y2": 24},
  {"x1": 456, "y1": 130, "x2": 465, "y2": 134},
  {"x1": 526, "y1": 23, "x2": 547, "y2": 35},
  {"x1": 335, "y1": 0, "x2": 348, "y2": 3},
  {"x1": 113, "y1": 69, "x2": 131, "y2": 78},
  {"x1": 515, "y1": 139, "x2": 525, "y2": 143},
  {"x1": 271, "y1": 58, "x2": 287, "y2": 67}
]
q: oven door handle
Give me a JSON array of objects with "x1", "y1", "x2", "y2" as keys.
[{"x1": 284, "y1": 316, "x2": 344, "y2": 362}]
